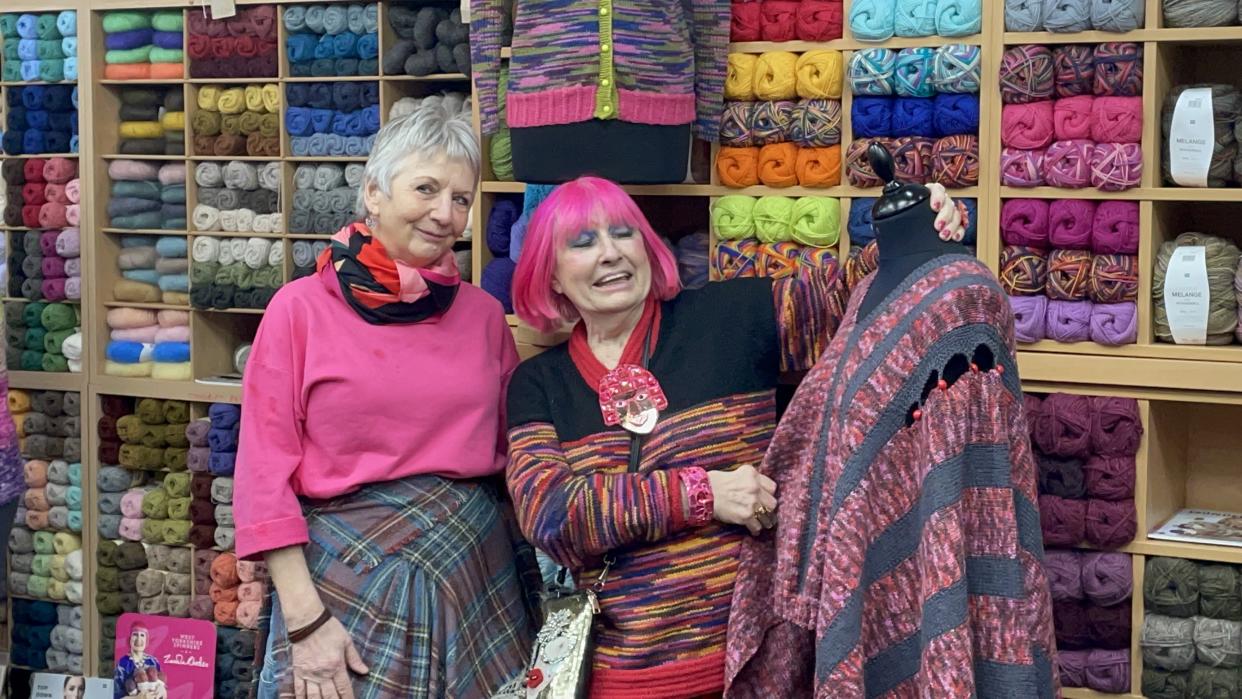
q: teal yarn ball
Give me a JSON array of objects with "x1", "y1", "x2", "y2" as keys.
[
  {"x1": 894, "y1": 0, "x2": 938, "y2": 37},
  {"x1": 848, "y1": 48, "x2": 896, "y2": 95},
  {"x1": 849, "y1": 0, "x2": 897, "y2": 41},
  {"x1": 937, "y1": 0, "x2": 983, "y2": 37},
  {"x1": 895, "y1": 47, "x2": 937, "y2": 98},
  {"x1": 932, "y1": 44, "x2": 982, "y2": 94}
]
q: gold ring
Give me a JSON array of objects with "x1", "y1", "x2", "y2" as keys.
[{"x1": 754, "y1": 505, "x2": 776, "y2": 529}]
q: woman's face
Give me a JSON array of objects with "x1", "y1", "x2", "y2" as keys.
[
  {"x1": 364, "y1": 151, "x2": 475, "y2": 268},
  {"x1": 64, "y1": 677, "x2": 85, "y2": 699},
  {"x1": 130, "y1": 628, "x2": 148, "y2": 653},
  {"x1": 552, "y1": 219, "x2": 652, "y2": 322}
]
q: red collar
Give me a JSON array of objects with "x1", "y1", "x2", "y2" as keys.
[{"x1": 568, "y1": 297, "x2": 662, "y2": 394}]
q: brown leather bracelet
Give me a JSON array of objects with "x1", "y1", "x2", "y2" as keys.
[{"x1": 287, "y1": 608, "x2": 332, "y2": 643}]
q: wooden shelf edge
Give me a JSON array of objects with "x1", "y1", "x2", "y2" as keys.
[
  {"x1": 91, "y1": 376, "x2": 242, "y2": 404},
  {"x1": 8, "y1": 371, "x2": 86, "y2": 392},
  {"x1": 1063, "y1": 689, "x2": 1141, "y2": 699},
  {"x1": 1133, "y1": 538, "x2": 1242, "y2": 565},
  {"x1": 1017, "y1": 351, "x2": 1242, "y2": 395}
]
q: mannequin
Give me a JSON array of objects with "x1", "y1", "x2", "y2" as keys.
[
  {"x1": 856, "y1": 141, "x2": 964, "y2": 319},
  {"x1": 510, "y1": 121, "x2": 691, "y2": 184}
]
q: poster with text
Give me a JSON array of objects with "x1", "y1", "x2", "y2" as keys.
[
  {"x1": 112, "y1": 614, "x2": 216, "y2": 699},
  {"x1": 29, "y1": 673, "x2": 84, "y2": 699}
]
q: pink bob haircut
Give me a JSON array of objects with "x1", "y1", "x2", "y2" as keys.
[{"x1": 512, "y1": 176, "x2": 682, "y2": 333}]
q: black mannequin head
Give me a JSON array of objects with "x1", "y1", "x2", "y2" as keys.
[{"x1": 867, "y1": 142, "x2": 932, "y2": 223}]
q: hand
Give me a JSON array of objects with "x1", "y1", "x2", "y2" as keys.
[
  {"x1": 708, "y1": 465, "x2": 778, "y2": 536},
  {"x1": 289, "y1": 615, "x2": 369, "y2": 699},
  {"x1": 928, "y1": 183, "x2": 969, "y2": 243}
]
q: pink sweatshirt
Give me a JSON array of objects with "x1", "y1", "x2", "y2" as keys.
[{"x1": 234, "y1": 266, "x2": 519, "y2": 560}]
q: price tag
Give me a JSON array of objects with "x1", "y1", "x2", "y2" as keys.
[
  {"x1": 1169, "y1": 87, "x2": 1214, "y2": 187},
  {"x1": 1164, "y1": 245, "x2": 1210, "y2": 344},
  {"x1": 209, "y1": 0, "x2": 237, "y2": 20}
]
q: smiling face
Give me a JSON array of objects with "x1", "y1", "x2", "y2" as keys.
[
  {"x1": 363, "y1": 151, "x2": 475, "y2": 268},
  {"x1": 551, "y1": 219, "x2": 652, "y2": 323},
  {"x1": 130, "y1": 627, "x2": 148, "y2": 653}
]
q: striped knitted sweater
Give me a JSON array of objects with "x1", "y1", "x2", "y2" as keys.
[
  {"x1": 470, "y1": 0, "x2": 730, "y2": 141},
  {"x1": 505, "y1": 274, "x2": 843, "y2": 699},
  {"x1": 724, "y1": 256, "x2": 1060, "y2": 698}
]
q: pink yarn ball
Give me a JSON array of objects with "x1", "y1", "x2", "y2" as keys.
[
  {"x1": 1054, "y1": 95, "x2": 1095, "y2": 141},
  {"x1": 1001, "y1": 147, "x2": 1045, "y2": 187},
  {"x1": 1001, "y1": 198, "x2": 1050, "y2": 247},
  {"x1": 1049, "y1": 199, "x2": 1097, "y2": 249},
  {"x1": 1091, "y1": 96, "x2": 1143, "y2": 144},
  {"x1": 1044, "y1": 140, "x2": 1094, "y2": 189},
  {"x1": 1090, "y1": 143, "x2": 1142, "y2": 191},
  {"x1": 1002, "y1": 101, "x2": 1056, "y2": 150},
  {"x1": 1091, "y1": 201, "x2": 1139, "y2": 255}
]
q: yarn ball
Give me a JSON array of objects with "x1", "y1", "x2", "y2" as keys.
[
  {"x1": 713, "y1": 238, "x2": 760, "y2": 279},
  {"x1": 1011, "y1": 294, "x2": 1048, "y2": 343},
  {"x1": 931, "y1": 43, "x2": 981, "y2": 94},
  {"x1": 1001, "y1": 147, "x2": 1046, "y2": 187},
  {"x1": 750, "y1": 100, "x2": 797, "y2": 146},
  {"x1": 1058, "y1": 649, "x2": 1090, "y2": 688},
  {"x1": 760, "y1": 0, "x2": 798, "y2": 41},
  {"x1": 716, "y1": 146, "x2": 761, "y2": 188},
  {"x1": 719, "y1": 101, "x2": 756, "y2": 147},
  {"x1": 1092, "y1": 0, "x2": 1145, "y2": 31},
  {"x1": 936, "y1": 0, "x2": 983, "y2": 35},
  {"x1": 789, "y1": 99, "x2": 842, "y2": 147},
  {"x1": 754, "y1": 51, "x2": 800, "y2": 101},
  {"x1": 1042, "y1": 0, "x2": 1092, "y2": 32},
  {"x1": 1088, "y1": 254, "x2": 1139, "y2": 304},
  {"x1": 1000, "y1": 245, "x2": 1048, "y2": 296},
  {"x1": 931, "y1": 135, "x2": 979, "y2": 187},
  {"x1": 1083, "y1": 456, "x2": 1136, "y2": 501},
  {"x1": 1161, "y1": 84, "x2": 1241, "y2": 188},
  {"x1": 1047, "y1": 249, "x2": 1093, "y2": 301},
  {"x1": 1045, "y1": 550, "x2": 1084, "y2": 601},
  {"x1": 845, "y1": 241, "x2": 879, "y2": 291},
  {"x1": 796, "y1": 0, "x2": 845, "y2": 41},
  {"x1": 1001, "y1": 198, "x2": 1050, "y2": 247},
  {"x1": 1049, "y1": 199, "x2": 1096, "y2": 249},
  {"x1": 795, "y1": 50, "x2": 843, "y2": 99},
  {"x1": 1094, "y1": 42, "x2": 1143, "y2": 97},
  {"x1": 758, "y1": 142, "x2": 800, "y2": 187},
  {"x1": 894, "y1": 0, "x2": 937, "y2": 36},
  {"x1": 1032, "y1": 392, "x2": 1093, "y2": 458},
  {"x1": 1199, "y1": 565, "x2": 1242, "y2": 621},
  {"x1": 849, "y1": 0, "x2": 897, "y2": 41},
  {"x1": 726, "y1": 53, "x2": 758, "y2": 101},
  {"x1": 1054, "y1": 45, "x2": 1096, "y2": 98},
  {"x1": 1005, "y1": 0, "x2": 1045, "y2": 30},
  {"x1": 1081, "y1": 551, "x2": 1133, "y2": 607},
  {"x1": 677, "y1": 232, "x2": 710, "y2": 290},
  {"x1": 1162, "y1": 0, "x2": 1238, "y2": 27},
  {"x1": 1092, "y1": 96, "x2": 1143, "y2": 144},
  {"x1": 790, "y1": 197, "x2": 841, "y2": 247},
  {"x1": 1193, "y1": 620, "x2": 1242, "y2": 669},
  {"x1": 844, "y1": 138, "x2": 889, "y2": 188},
  {"x1": 1038, "y1": 455, "x2": 1086, "y2": 498},
  {"x1": 1086, "y1": 600, "x2": 1133, "y2": 649},
  {"x1": 1055, "y1": 598, "x2": 1094, "y2": 650},
  {"x1": 1044, "y1": 139, "x2": 1095, "y2": 189},
  {"x1": 847, "y1": 197, "x2": 877, "y2": 245},
  {"x1": 892, "y1": 136, "x2": 934, "y2": 183},
  {"x1": 1054, "y1": 95, "x2": 1095, "y2": 141},
  {"x1": 1142, "y1": 613, "x2": 1198, "y2": 671},
  {"x1": 932, "y1": 94, "x2": 980, "y2": 137},
  {"x1": 1090, "y1": 396, "x2": 1142, "y2": 456},
  {"x1": 1000, "y1": 45, "x2": 1055, "y2": 104},
  {"x1": 1048, "y1": 300, "x2": 1095, "y2": 342},
  {"x1": 1142, "y1": 667, "x2": 1190, "y2": 699},
  {"x1": 1092, "y1": 201, "x2": 1139, "y2": 254},
  {"x1": 1084, "y1": 649, "x2": 1131, "y2": 693},
  {"x1": 894, "y1": 47, "x2": 936, "y2": 98},
  {"x1": 752, "y1": 196, "x2": 796, "y2": 243},
  {"x1": 480, "y1": 257, "x2": 515, "y2": 313},
  {"x1": 1090, "y1": 142, "x2": 1142, "y2": 191},
  {"x1": 1154, "y1": 232, "x2": 1241, "y2": 344},
  {"x1": 852, "y1": 97, "x2": 894, "y2": 138},
  {"x1": 710, "y1": 195, "x2": 756, "y2": 240},
  {"x1": 847, "y1": 48, "x2": 896, "y2": 96},
  {"x1": 489, "y1": 129, "x2": 513, "y2": 181},
  {"x1": 1001, "y1": 101, "x2": 1055, "y2": 150},
  {"x1": 794, "y1": 146, "x2": 842, "y2": 187},
  {"x1": 1041, "y1": 495, "x2": 1087, "y2": 547},
  {"x1": 731, "y1": 0, "x2": 762, "y2": 40},
  {"x1": 758, "y1": 242, "x2": 802, "y2": 278},
  {"x1": 1085, "y1": 499, "x2": 1137, "y2": 548},
  {"x1": 893, "y1": 97, "x2": 935, "y2": 137},
  {"x1": 798, "y1": 247, "x2": 840, "y2": 276}
]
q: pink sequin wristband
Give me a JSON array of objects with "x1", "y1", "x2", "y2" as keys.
[{"x1": 680, "y1": 467, "x2": 714, "y2": 527}]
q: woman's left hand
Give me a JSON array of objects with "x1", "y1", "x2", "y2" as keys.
[{"x1": 928, "y1": 183, "x2": 969, "y2": 243}]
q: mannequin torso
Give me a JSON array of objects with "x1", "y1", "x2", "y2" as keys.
[{"x1": 856, "y1": 201, "x2": 964, "y2": 319}]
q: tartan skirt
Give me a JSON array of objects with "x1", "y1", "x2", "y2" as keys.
[{"x1": 256, "y1": 474, "x2": 541, "y2": 699}]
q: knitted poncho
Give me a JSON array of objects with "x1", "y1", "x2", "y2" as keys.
[{"x1": 725, "y1": 255, "x2": 1060, "y2": 698}]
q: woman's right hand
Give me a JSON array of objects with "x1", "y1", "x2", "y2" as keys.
[
  {"x1": 289, "y1": 614, "x2": 369, "y2": 699},
  {"x1": 708, "y1": 464, "x2": 778, "y2": 535}
]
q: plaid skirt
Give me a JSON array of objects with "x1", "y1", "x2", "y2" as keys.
[{"x1": 256, "y1": 474, "x2": 541, "y2": 699}]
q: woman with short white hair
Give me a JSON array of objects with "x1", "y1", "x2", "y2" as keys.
[{"x1": 236, "y1": 106, "x2": 539, "y2": 699}]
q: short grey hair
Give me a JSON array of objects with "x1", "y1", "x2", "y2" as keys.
[{"x1": 355, "y1": 104, "x2": 481, "y2": 218}]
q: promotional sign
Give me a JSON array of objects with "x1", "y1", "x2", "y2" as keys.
[
  {"x1": 29, "y1": 673, "x2": 84, "y2": 699},
  {"x1": 112, "y1": 614, "x2": 217, "y2": 699}
]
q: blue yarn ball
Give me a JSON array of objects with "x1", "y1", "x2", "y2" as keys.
[
  {"x1": 892, "y1": 97, "x2": 936, "y2": 137},
  {"x1": 482, "y1": 257, "x2": 516, "y2": 313},
  {"x1": 848, "y1": 48, "x2": 896, "y2": 96},
  {"x1": 894, "y1": 47, "x2": 937, "y2": 97},
  {"x1": 932, "y1": 44, "x2": 982, "y2": 94},
  {"x1": 937, "y1": 0, "x2": 983, "y2": 36},
  {"x1": 932, "y1": 93, "x2": 980, "y2": 136},
  {"x1": 848, "y1": 198, "x2": 877, "y2": 245},
  {"x1": 894, "y1": 0, "x2": 938, "y2": 37},
  {"x1": 849, "y1": 0, "x2": 897, "y2": 41},
  {"x1": 851, "y1": 96, "x2": 893, "y2": 138}
]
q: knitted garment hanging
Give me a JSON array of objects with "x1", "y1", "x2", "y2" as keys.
[
  {"x1": 724, "y1": 255, "x2": 1059, "y2": 698},
  {"x1": 316, "y1": 220, "x2": 459, "y2": 324}
]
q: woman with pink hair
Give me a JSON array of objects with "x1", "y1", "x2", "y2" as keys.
[{"x1": 504, "y1": 176, "x2": 969, "y2": 698}]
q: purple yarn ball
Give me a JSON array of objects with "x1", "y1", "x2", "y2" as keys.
[
  {"x1": 1010, "y1": 294, "x2": 1048, "y2": 343},
  {"x1": 1089, "y1": 302, "x2": 1137, "y2": 346},
  {"x1": 1047, "y1": 300, "x2": 1093, "y2": 343},
  {"x1": 481, "y1": 257, "x2": 516, "y2": 313},
  {"x1": 486, "y1": 198, "x2": 520, "y2": 257}
]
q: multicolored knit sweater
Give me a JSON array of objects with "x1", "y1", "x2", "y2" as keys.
[
  {"x1": 724, "y1": 255, "x2": 1060, "y2": 698},
  {"x1": 470, "y1": 0, "x2": 730, "y2": 141},
  {"x1": 505, "y1": 274, "x2": 843, "y2": 699}
]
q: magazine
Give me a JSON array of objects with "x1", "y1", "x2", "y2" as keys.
[{"x1": 1149, "y1": 508, "x2": 1242, "y2": 548}]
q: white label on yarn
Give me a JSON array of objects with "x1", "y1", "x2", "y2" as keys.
[
  {"x1": 1165, "y1": 245, "x2": 1210, "y2": 345},
  {"x1": 462, "y1": 0, "x2": 471, "y2": 23},
  {"x1": 1170, "y1": 88, "x2": 1215, "y2": 187},
  {"x1": 208, "y1": 0, "x2": 237, "y2": 20}
]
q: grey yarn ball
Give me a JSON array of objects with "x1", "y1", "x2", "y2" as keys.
[
  {"x1": 1194, "y1": 617, "x2": 1242, "y2": 668},
  {"x1": 1006, "y1": 0, "x2": 1046, "y2": 29},
  {"x1": 1162, "y1": 84, "x2": 1241, "y2": 188},
  {"x1": 1163, "y1": 0, "x2": 1238, "y2": 26},
  {"x1": 1043, "y1": 0, "x2": 1094, "y2": 31},
  {"x1": 1143, "y1": 614, "x2": 1199, "y2": 672},
  {"x1": 1092, "y1": 0, "x2": 1145, "y2": 31}
]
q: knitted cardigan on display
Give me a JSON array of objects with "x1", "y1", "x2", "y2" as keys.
[
  {"x1": 505, "y1": 274, "x2": 843, "y2": 699},
  {"x1": 470, "y1": 0, "x2": 730, "y2": 141},
  {"x1": 724, "y1": 256, "x2": 1060, "y2": 698}
]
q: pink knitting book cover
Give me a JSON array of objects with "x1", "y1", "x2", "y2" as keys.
[{"x1": 113, "y1": 614, "x2": 217, "y2": 699}]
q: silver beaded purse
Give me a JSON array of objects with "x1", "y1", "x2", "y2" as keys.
[{"x1": 522, "y1": 559, "x2": 610, "y2": 699}]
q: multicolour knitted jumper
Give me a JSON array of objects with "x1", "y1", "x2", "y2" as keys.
[
  {"x1": 505, "y1": 275, "x2": 843, "y2": 699},
  {"x1": 469, "y1": 0, "x2": 730, "y2": 141},
  {"x1": 725, "y1": 255, "x2": 1061, "y2": 698}
]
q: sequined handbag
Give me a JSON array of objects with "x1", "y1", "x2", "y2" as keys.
[{"x1": 522, "y1": 563, "x2": 605, "y2": 698}]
